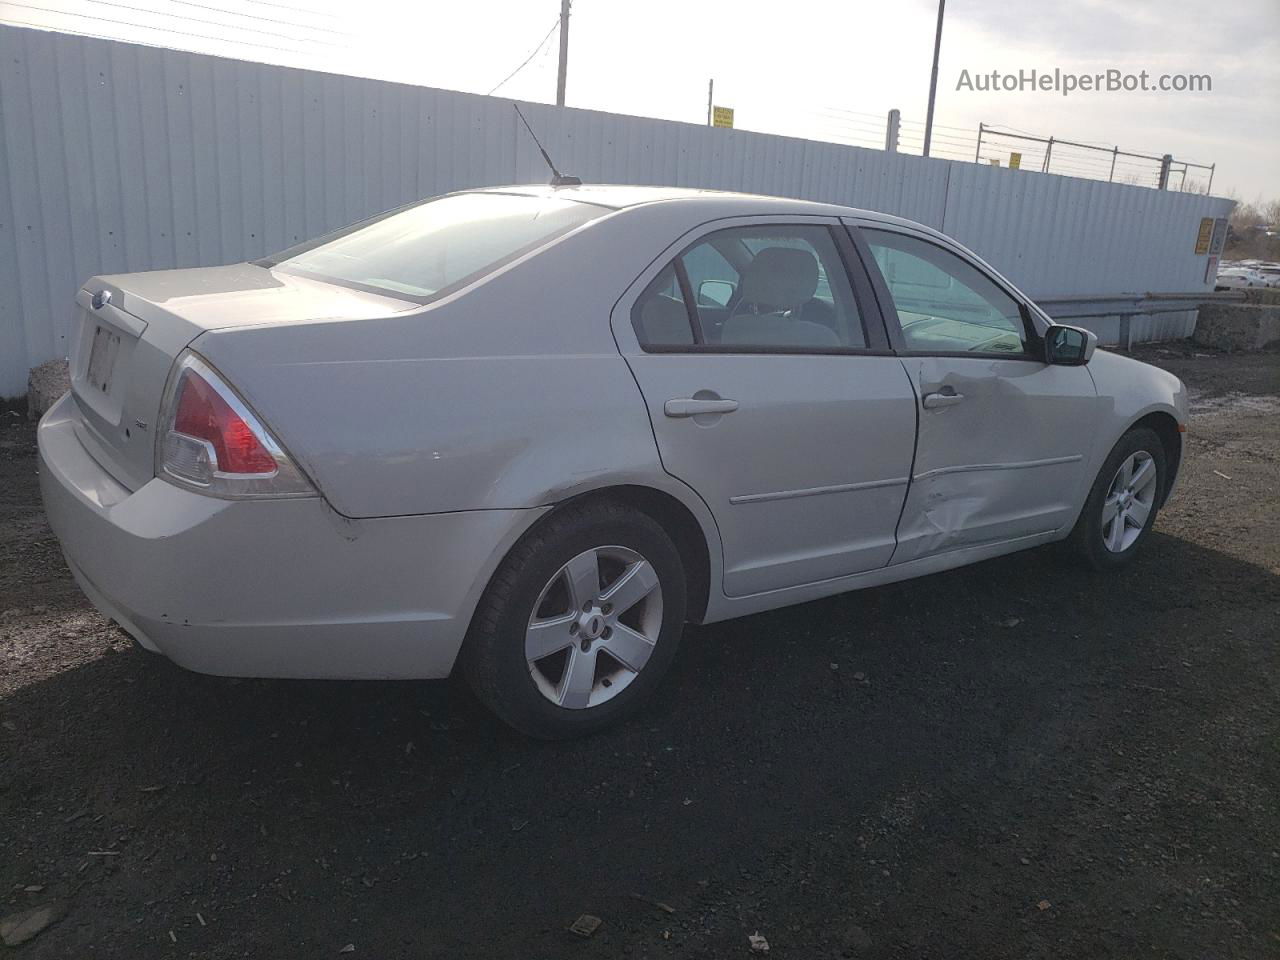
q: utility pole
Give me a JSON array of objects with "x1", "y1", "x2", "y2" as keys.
[
  {"x1": 707, "y1": 78, "x2": 714, "y2": 126},
  {"x1": 922, "y1": 0, "x2": 945, "y2": 157},
  {"x1": 555, "y1": 0, "x2": 570, "y2": 107}
]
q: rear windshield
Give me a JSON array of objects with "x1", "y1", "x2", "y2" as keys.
[{"x1": 261, "y1": 192, "x2": 607, "y2": 302}]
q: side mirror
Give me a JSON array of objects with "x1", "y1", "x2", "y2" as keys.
[
  {"x1": 1043, "y1": 324, "x2": 1097, "y2": 365},
  {"x1": 698, "y1": 280, "x2": 735, "y2": 307}
]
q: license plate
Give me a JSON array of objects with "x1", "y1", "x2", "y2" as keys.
[{"x1": 86, "y1": 325, "x2": 121, "y2": 394}]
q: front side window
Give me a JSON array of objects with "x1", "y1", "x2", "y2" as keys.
[
  {"x1": 264, "y1": 192, "x2": 606, "y2": 302},
  {"x1": 864, "y1": 229, "x2": 1029, "y2": 355},
  {"x1": 632, "y1": 224, "x2": 867, "y2": 351}
]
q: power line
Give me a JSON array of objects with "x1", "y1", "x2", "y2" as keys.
[
  {"x1": 487, "y1": 16, "x2": 560, "y2": 96},
  {"x1": 169, "y1": 0, "x2": 347, "y2": 36},
  {"x1": 818, "y1": 108, "x2": 976, "y2": 136},
  {"x1": 2, "y1": 0, "x2": 314, "y2": 54},
  {"x1": 79, "y1": 0, "x2": 345, "y2": 46},
  {"x1": 820, "y1": 123, "x2": 888, "y2": 138},
  {"x1": 822, "y1": 106, "x2": 897, "y2": 125},
  {"x1": 244, "y1": 0, "x2": 340, "y2": 17},
  {"x1": 0, "y1": 13, "x2": 122, "y2": 41},
  {"x1": 815, "y1": 113, "x2": 886, "y2": 131}
]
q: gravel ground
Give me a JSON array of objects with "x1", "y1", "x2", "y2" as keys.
[{"x1": 1, "y1": 344, "x2": 1277, "y2": 959}]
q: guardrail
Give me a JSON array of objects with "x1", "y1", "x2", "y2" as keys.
[{"x1": 1036, "y1": 291, "x2": 1245, "y2": 348}]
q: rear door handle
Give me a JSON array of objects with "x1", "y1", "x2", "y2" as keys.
[
  {"x1": 664, "y1": 398, "x2": 739, "y2": 418},
  {"x1": 922, "y1": 390, "x2": 965, "y2": 409}
]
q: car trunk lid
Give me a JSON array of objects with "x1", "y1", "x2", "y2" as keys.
[{"x1": 69, "y1": 263, "x2": 416, "y2": 491}]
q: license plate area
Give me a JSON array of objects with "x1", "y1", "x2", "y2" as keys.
[{"x1": 86, "y1": 325, "x2": 122, "y2": 395}]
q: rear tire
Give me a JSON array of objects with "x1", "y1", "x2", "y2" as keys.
[
  {"x1": 461, "y1": 498, "x2": 687, "y2": 739},
  {"x1": 1068, "y1": 427, "x2": 1166, "y2": 570}
]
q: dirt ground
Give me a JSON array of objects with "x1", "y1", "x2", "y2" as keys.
[{"x1": 1, "y1": 344, "x2": 1277, "y2": 959}]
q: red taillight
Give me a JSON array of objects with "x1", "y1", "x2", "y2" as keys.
[
  {"x1": 173, "y1": 368, "x2": 277, "y2": 474},
  {"x1": 158, "y1": 351, "x2": 313, "y2": 498}
]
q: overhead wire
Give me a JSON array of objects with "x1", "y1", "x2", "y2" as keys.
[
  {"x1": 487, "y1": 14, "x2": 561, "y2": 96},
  {"x1": 169, "y1": 0, "x2": 346, "y2": 35},
  {"x1": 2, "y1": 0, "x2": 315, "y2": 54},
  {"x1": 244, "y1": 0, "x2": 340, "y2": 17},
  {"x1": 78, "y1": 0, "x2": 345, "y2": 46}
]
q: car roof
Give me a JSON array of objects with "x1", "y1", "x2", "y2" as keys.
[{"x1": 472, "y1": 183, "x2": 935, "y2": 234}]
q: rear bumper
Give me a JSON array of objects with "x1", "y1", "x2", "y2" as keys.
[{"x1": 38, "y1": 393, "x2": 544, "y2": 679}]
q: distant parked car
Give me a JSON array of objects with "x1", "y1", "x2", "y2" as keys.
[
  {"x1": 1216, "y1": 267, "x2": 1266, "y2": 290},
  {"x1": 1252, "y1": 264, "x2": 1280, "y2": 288},
  {"x1": 38, "y1": 186, "x2": 1189, "y2": 738}
]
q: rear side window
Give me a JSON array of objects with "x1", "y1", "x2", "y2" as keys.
[
  {"x1": 631, "y1": 265, "x2": 695, "y2": 346},
  {"x1": 264, "y1": 193, "x2": 606, "y2": 302},
  {"x1": 632, "y1": 224, "x2": 867, "y2": 351}
]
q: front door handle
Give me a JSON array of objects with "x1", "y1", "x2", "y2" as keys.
[
  {"x1": 922, "y1": 390, "x2": 965, "y2": 409},
  {"x1": 664, "y1": 397, "x2": 740, "y2": 418}
]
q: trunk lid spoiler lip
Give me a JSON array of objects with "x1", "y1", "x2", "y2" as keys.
[{"x1": 82, "y1": 263, "x2": 420, "y2": 343}]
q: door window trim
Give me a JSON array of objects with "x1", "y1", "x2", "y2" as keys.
[
  {"x1": 671, "y1": 259, "x2": 706, "y2": 345},
  {"x1": 846, "y1": 221, "x2": 1047, "y2": 362},
  {"x1": 627, "y1": 218, "x2": 894, "y2": 356}
]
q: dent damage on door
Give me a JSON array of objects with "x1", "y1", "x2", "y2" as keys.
[
  {"x1": 889, "y1": 357, "x2": 1097, "y2": 563},
  {"x1": 897, "y1": 470, "x2": 987, "y2": 558},
  {"x1": 892, "y1": 460, "x2": 1075, "y2": 560}
]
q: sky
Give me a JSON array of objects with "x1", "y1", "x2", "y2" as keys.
[{"x1": 5, "y1": 0, "x2": 1277, "y2": 200}]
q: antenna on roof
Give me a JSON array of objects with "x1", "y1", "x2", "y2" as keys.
[{"x1": 513, "y1": 103, "x2": 581, "y2": 187}]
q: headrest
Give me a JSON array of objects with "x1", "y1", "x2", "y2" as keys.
[{"x1": 737, "y1": 247, "x2": 820, "y2": 311}]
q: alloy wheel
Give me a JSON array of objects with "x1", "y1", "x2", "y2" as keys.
[
  {"x1": 1100, "y1": 450, "x2": 1158, "y2": 553},
  {"x1": 525, "y1": 545, "x2": 664, "y2": 709}
]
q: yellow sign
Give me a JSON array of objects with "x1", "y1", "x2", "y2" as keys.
[
  {"x1": 1195, "y1": 217, "x2": 1214, "y2": 255},
  {"x1": 712, "y1": 106, "x2": 734, "y2": 129},
  {"x1": 1009, "y1": 152, "x2": 1022, "y2": 169}
]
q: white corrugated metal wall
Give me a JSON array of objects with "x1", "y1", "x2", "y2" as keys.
[{"x1": 0, "y1": 25, "x2": 1235, "y2": 398}]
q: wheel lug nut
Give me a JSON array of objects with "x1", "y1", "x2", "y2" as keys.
[
  {"x1": 602, "y1": 626, "x2": 612, "y2": 640},
  {"x1": 569, "y1": 622, "x2": 578, "y2": 635},
  {"x1": 601, "y1": 603, "x2": 612, "y2": 615},
  {"x1": 580, "y1": 639, "x2": 590, "y2": 652}
]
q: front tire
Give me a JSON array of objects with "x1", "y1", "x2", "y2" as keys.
[
  {"x1": 461, "y1": 499, "x2": 687, "y2": 739},
  {"x1": 1068, "y1": 427, "x2": 1166, "y2": 570}
]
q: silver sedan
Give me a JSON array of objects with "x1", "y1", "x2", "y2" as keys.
[{"x1": 39, "y1": 185, "x2": 1188, "y2": 737}]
